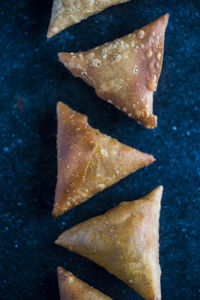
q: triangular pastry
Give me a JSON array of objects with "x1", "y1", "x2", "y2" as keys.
[
  {"x1": 47, "y1": 0, "x2": 129, "y2": 38},
  {"x1": 59, "y1": 14, "x2": 169, "y2": 129},
  {"x1": 54, "y1": 102, "x2": 155, "y2": 216},
  {"x1": 56, "y1": 186, "x2": 163, "y2": 300},
  {"x1": 57, "y1": 267, "x2": 112, "y2": 300}
]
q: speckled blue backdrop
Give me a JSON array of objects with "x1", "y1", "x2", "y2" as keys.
[{"x1": 0, "y1": 0, "x2": 200, "y2": 299}]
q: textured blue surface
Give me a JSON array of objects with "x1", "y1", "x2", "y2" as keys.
[{"x1": 0, "y1": 0, "x2": 200, "y2": 299}]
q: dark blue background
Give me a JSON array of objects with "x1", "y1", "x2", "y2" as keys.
[{"x1": 0, "y1": 0, "x2": 200, "y2": 299}]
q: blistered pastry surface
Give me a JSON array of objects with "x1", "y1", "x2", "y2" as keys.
[
  {"x1": 54, "y1": 102, "x2": 154, "y2": 216},
  {"x1": 47, "y1": 0, "x2": 129, "y2": 37},
  {"x1": 56, "y1": 186, "x2": 163, "y2": 300},
  {"x1": 57, "y1": 267, "x2": 112, "y2": 300},
  {"x1": 59, "y1": 15, "x2": 169, "y2": 128}
]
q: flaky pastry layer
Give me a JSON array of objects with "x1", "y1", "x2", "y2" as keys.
[
  {"x1": 59, "y1": 15, "x2": 169, "y2": 128},
  {"x1": 56, "y1": 186, "x2": 163, "y2": 300},
  {"x1": 54, "y1": 102, "x2": 155, "y2": 216}
]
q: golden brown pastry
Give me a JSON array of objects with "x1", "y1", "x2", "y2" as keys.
[
  {"x1": 54, "y1": 102, "x2": 155, "y2": 216},
  {"x1": 57, "y1": 267, "x2": 112, "y2": 300},
  {"x1": 47, "y1": 0, "x2": 129, "y2": 38},
  {"x1": 56, "y1": 186, "x2": 163, "y2": 300},
  {"x1": 58, "y1": 15, "x2": 169, "y2": 129}
]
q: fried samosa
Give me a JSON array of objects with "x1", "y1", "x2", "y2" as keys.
[
  {"x1": 54, "y1": 102, "x2": 155, "y2": 216},
  {"x1": 56, "y1": 186, "x2": 163, "y2": 300},
  {"x1": 47, "y1": 0, "x2": 129, "y2": 38},
  {"x1": 57, "y1": 267, "x2": 112, "y2": 299},
  {"x1": 59, "y1": 15, "x2": 169, "y2": 128}
]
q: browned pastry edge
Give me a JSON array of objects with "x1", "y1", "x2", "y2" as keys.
[
  {"x1": 53, "y1": 102, "x2": 96, "y2": 216},
  {"x1": 57, "y1": 267, "x2": 112, "y2": 300},
  {"x1": 56, "y1": 186, "x2": 163, "y2": 300},
  {"x1": 58, "y1": 14, "x2": 169, "y2": 129},
  {"x1": 53, "y1": 102, "x2": 155, "y2": 217},
  {"x1": 47, "y1": 0, "x2": 129, "y2": 38}
]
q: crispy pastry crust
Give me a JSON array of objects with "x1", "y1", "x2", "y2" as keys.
[
  {"x1": 47, "y1": 0, "x2": 129, "y2": 38},
  {"x1": 56, "y1": 186, "x2": 163, "y2": 300},
  {"x1": 58, "y1": 15, "x2": 169, "y2": 128},
  {"x1": 54, "y1": 102, "x2": 155, "y2": 216},
  {"x1": 54, "y1": 102, "x2": 96, "y2": 216},
  {"x1": 57, "y1": 267, "x2": 112, "y2": 300}
]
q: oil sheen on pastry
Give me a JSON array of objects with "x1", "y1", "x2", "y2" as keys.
[
  {"x1": 59, "y1": 15, "x2": 169, "y2": 128},
  {"x1": 54, "y1": 102, "x2": 155, "y2": 216},
  {"x1": 47, "y1": 0, "x2": 129, "y2": 38},
  {"x1": 56, "y1": 186, "x2": 163, "y2": 300},
  {"x1": 57, "y1": 267, "x2": 112, "y2": 300}
]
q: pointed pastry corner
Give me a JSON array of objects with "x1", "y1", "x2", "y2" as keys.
[
  {"x1": 57, "y1": 100, "x2": 63, "y2": 109},
  {"x1": 47, "y1": 16, "x2": 64, "y2": 39},
  {"x1": 143, "y1": 152, "x2": 156, "y2": 166},
  {"x1": 56, "y1": 100, "x2": 75, "y2": 121},
  {"x1": 147, "y1": 185, "x2": 164, "y2": 203},
  {"x1": 161, "y1": 13, "x2": 170, "y2": 25},
  {"x1": 57, "y1": 266, "x2": 63, "y2": 274},
  {"x1": 58, "y1": 52, "x2": 67, "y2": 63},
  {"x1": 144, "y1": 114, "x2": 157, "y2": 129},
  {"x1": 154, "y1": 185, "x2": 164, "y2": 199},
  {"x1": 56, "y1": 100, "x2": 88, "y2": 123},
  {"x1": 55, "y1": 238, "x2": 59, "y2": 245},
  {"x1": 53, "y1": 181, "x2": 78, "y2": 217},
  {"x1": 55, "y1": 232, "x2": 65, "y2": 247},
  {"x1": 52, "y1": 204, "x2": 62, "y2": 218},
  {"x1": 56, "y1": 100, "x2": 65, "y2": 115},
  {"x1": 57, "y1": 267, "x2": 75, "y2": 284},
  {"x1": 47, "y1": 25, "x2": 55, "y2": 39},
  {"x1": 57, "y1": 266, "x2": 67, "y2": 280},
  {"x1": 58, "y1": 52, "x2": 74, "y2": 70},
  {"x1": 133, "y1": 150, "x2": 155, "y2": 172},
  {"x1": 57, "y1": 267, "x2": 112, "y2": 300},
  {"x1": 55, "y1": 233, "x2": 66, "y2": 247},
  {"x1": 47, "y1": 3, "x2": 73, "y2": 39},
  {"x1": 151, "y1": 14, "x2": 169, "y2": 30}
]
